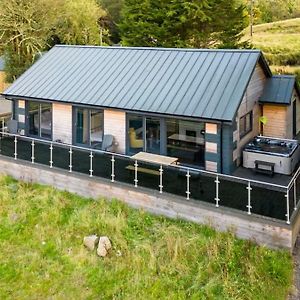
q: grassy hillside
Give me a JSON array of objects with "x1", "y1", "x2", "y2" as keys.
[
  {"x1": 0, "y1": 176, "x2": 293, "y2": 299},
  {"x1": 244, "y1": 18, "x2": 300, "y2": 82}
]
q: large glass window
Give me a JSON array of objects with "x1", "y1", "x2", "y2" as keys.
[
  {"x1": 74, "y1": 107, "x2": 103, "y2": 147},
  {"x1": 127, "y1": 114, "x2": 205, "y2": 167},
  {"x1": 166, "y1": 119, "x2": 205, "y2": 166},
  {"x1": 128, "y1": 115, "x2": 143, "y2": 154},
  {"x1": 28, "y1": 101, "x2": 52, "y2": 139}
]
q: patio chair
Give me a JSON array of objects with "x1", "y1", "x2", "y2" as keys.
[
  {"x1": 7, "y1": 119, "x2": 18, "y2": 134},
  {"x1": 101, "y1": 134, "x2": 114, "y2": 151}
]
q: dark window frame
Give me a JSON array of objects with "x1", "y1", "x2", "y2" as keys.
[
  {"x1": 239, "y1": 111, "x2": 253, "y2": 138},
  {"x1": 72, "y1": 106, "x2": 104, "y2": 147}
]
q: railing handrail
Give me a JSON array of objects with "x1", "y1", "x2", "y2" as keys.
[{"x1": 0, "y1": 130, "x2": 290, "y2": 190}]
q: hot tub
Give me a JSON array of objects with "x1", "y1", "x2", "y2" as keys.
[{"x1": 243, "y1": 136, "x2": 300, "y2": 175}]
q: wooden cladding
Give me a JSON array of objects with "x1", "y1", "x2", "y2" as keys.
[
  {"x1": 104, "y1": 109, "x2": 126, "y2": 154},
  {"x1": 262, "y1": 105, "x2": 290, "y2": 139},
  {"x1": 52, "y1": 103, "x2": 72, "y2": 144}
]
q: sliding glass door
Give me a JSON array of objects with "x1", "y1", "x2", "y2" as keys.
[
  {"x1": 145, "y1": 117, "x2": 160, "y2": 154},
  {"x1": 127, "y1": 114, "x2": 205, "y2": 167},
  {"x1": 28, "y1": 101, "x2": 52, "y2": 139},
  {"x1": 127, "y1": 114, "x2": 161, "y2": 155},
  {"x1": 74, "y1": 107, "x2": 103, "y2": 148}
]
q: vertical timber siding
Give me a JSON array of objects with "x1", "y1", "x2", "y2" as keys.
[
  {"x1": 52, "y1": 103, "x2": 72, "y2": 144},
  {"x1": 262, "y1": 105, "x2": 289, "y2": 139},
  {"x1": 104, "y1": 109, "x2": 126, "y2": 154},
  {"x1": 234, "y1": 63, "x2": 266, "y2": 167}
]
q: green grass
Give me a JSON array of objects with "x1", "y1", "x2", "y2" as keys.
[
  {"x1": 0, "y1": 176, "x2": 293, "y2": 299},
  {"x1": 244, "y1": 18, "x2": 300, "y2": 84}
]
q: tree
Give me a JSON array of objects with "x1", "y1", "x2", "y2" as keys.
[
  {"x1": 54, "y1": 0, "x2": 108, "y2": 45},
  {"x1": 0, "y1": 0, "x2": 108, "y2": 82},
  {"x1": 119, "y1": 0, "x2": 249, "y2": 49},
  {"x1": 98, "y1": 0, "x2": 124, "y2": 44}
]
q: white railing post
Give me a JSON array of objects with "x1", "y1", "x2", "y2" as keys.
[
  {"x1": 31, "y1": 140, "x2": 35, "y2": 164},
  {"x1": 89, "y1": 151, "x2": 93, "y2": 177},
  {"x1": 49, "y1": 143, "x2": 53, "y2": 168},
  {"x1": 14, "y1": 136, "x2": 17, "y2": 160},
  {"x1": 186, "y1": 169, "x2": 190, "y2": 200},
  {"x1": 111, "y1": 155, "x2": 115, "y2": 182},
  {"x1": 246, "y1": 181, "x2": 252, "y2": 215},
  {"x1": 134, "y1": 160, "x2": 138, "y2": 187},
  {"x1": 69, "y1": 146, "x2": 72, "y2": 172},
  {"x1": 214, "y1": 175, "x2": 220, "y2": 207},
  {"x1": 159, "y1": 164, "x2": 163, "y2": 193},
  {"x1": 285, "y1": 190, "x2": 290, "y2": 225},
  {"x1": 294, "y1": 179, "x2": 297, "y2": 210}
]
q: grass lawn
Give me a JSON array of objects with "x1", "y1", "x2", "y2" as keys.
[
  {"x1": 0, "y1": 176, "x2": 294, "y2": 299},
  {"x1": 243, "y1": 18, "x2": 300, "y2": 83}
]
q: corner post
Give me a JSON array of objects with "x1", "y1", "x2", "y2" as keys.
[
  {"x1": 134, "y1": 160, "x2": 138, "y2": 187},
  {"x1": 89, "y1": 151, "x2": 93, "y2": 177},
  {"x1": 159, "y1": 164, "x2": 163, "y2": 193},
  {"x1": 69, "y1": 146, "x2": 73, "y2": 172},
  {"x1": 285, "y1": 190, "x2": 290, "y2": 225},
  {"x1": 186, "y1": 169, "x2": 191, "y2": 200},
  {"x1": 31, "y1": 140, "x2": 35, "y2": 164},
  {"x1": 14, "y1": 135, "x2": 17, "y2": 160},
  {"x1": 49, "y1": 143, "x2": 53, "y2": 168},
  {"x1": 246, "y1": 181, "x2": 252, "y2": 215},
  {"x1": 214, "y1": 175, "x2": 220, "y2": 207},
  {"x1": 111, "y1": 155, "x2": 115, "y2": 182}
]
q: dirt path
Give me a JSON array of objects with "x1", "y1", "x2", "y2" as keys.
[{"x1": 289, "y1": 236, "x2": 300, "y2": 299}]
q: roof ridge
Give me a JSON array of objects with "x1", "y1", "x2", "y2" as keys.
[{"x1": 54, "y1": 44, "x2": 261, "y2": 54}]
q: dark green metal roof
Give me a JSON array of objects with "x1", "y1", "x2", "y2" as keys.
[
  {"x1": 260, "y1": 75, "x2": 298, "y2": 105},
  {"x1": 2, "y1": 45, "x2": 269, "y2": 121}
]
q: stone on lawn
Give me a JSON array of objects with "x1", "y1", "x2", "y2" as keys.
[
  {"x1": 83, "y1": 235, "x2": 99, "y2": 251},
  {"x1": 99, "y1": 236, "x2": 112, "y2": 250},
  {"x1": 97, "y1": 245, "x2": 108, "y2": 257}
]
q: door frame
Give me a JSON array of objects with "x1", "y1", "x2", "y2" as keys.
[
  {"x1": 72, "y1": 106, "x2": 104, "y2": 147},
  {"x1": 25, "y1": 100, "x2": 53, "y2": 140}
]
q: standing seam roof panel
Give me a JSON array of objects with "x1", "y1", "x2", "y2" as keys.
[
  {"x1": 113, "y1": 50, "x2": 165, "y2": 108},
  {"x1": 88, "y1": 50, "x2": 142, "y2": 106},
  {"x1": 135, "y1": 51, "x2": 187, "y2": 111},
  {"x1": 110, "y1": 50, "x2": 162, "y2": 107},
  {"x1": 203, "y1": 53, "x2": 243, "y2": 118},
  {"x1": 100, "y1": 50, "x2": 150, "y2": 106},
  {"x1": 28, "y1": 48, "x2": 87, "y2": 99},
  {"x1": 43, "y1": 48, "x2": 96, "y2": 100},
  {"x1": 158, "y1": 52, "x2": 201, "y2": 113},
  {"x1": 128, "y1": 51, "x2": 179, "y2": 110},
  {"x1": 194, "y1": 52, "x2": 233, "y2": 118},
  {"x1": 69, "y1": 49, "x2": 130, "y2": 103},
  {"x1": 145, "y1": 51, "x2": 194, "y2": 112},
  {"x1": 54, "y1": 48, "x2": 111, "y2": 101},
  {"x1": 184, "y1": 52, "x2": 225, "y2": 116},
  {"x1": 221, "y1": 54, "x2": 258, "y2": 120}
]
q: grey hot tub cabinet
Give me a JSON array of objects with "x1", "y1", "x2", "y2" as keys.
[{"x1": 243, "y1": 137, "x2": 300, "y2": 175}]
